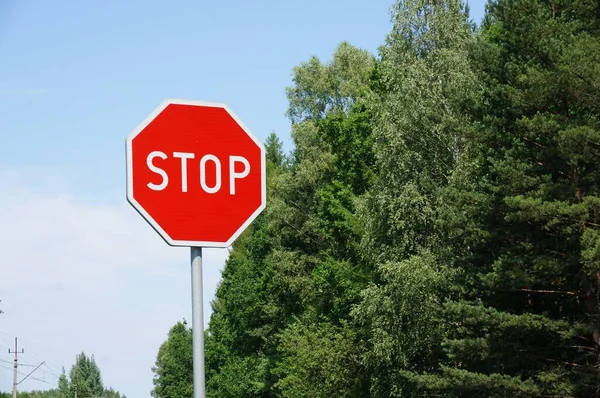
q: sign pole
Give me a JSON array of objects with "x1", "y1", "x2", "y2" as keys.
[
  {"x1": 191, "y1": 246, "x2": 205, "y2": 398},
  {"x1": 126, "y1": 99, "x2": 266, "y2": 397}
]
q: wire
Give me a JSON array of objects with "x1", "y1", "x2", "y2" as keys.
[
  {"x1": 0, "y1": 331, "x2": 15, "y2": 348},
  {"x1": 22, "y1": 345, "x2": 63, "y2": 377},
  {"x1": 43, "y1": 362, "x2": 61, "y2": 380},
  {"x1": 25, "y1": 375, "x2": 54, "y2": 385},
  {"x1": 17, "y1": 361, "x2": 45, "y2": 385},
  {"x1": 0, "y1": 363, "x2": 55, "y2": 387},
  {"x1": 0, "y1": 359, "x2": 37, "y2": 367},
  {"x1": 0, "y1": 330, "x2": 63, "y2": 389},
  {"x1": 0, "y1": 332, "x2": 63, "y2": 377}
]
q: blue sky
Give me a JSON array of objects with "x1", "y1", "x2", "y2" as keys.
[{"x1": 0, "y1": 0, "x2": 487, "y2": 396}]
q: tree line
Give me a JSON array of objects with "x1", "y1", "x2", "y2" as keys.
[
  {"x1": 150, "y1": 0, "x2": 600, "y2": 396},
  {"x1": 0, "y1": 352, "x2": 125, "y2": 398}
]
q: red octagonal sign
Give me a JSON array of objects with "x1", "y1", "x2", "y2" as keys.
[{"x1": 126, "y1": 99, "x2": 266, "y2": 248}]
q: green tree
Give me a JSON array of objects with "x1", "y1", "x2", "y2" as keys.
[
  {"x1": 155, "y1": 1, "x2": 600, "y2": 396},
  {"x1": 69, "y1": 352, "x2": 103, "y2": 398},
  {"x1": 9, "y1": 360, "x2": 125, "y2": 398},
  {"x1": 58, "y1": 367, "x2": 69, "y2": 396},
  {"x1": 353, "y1": 253, "x2": 454, "y2": 397},
  {"x1": 286, "y1": 41, "x2": 375, "y2": 123},
  {"x1": 151, "y1": 321, "x2": 193, "y2": 398},
  {"x1": 47, "y1": 353, "x2": 126, "y2": 398},
  {"x1": 204, "y1": 210, "x2": 279, "y2": 396},
  {"x1": 351, "y1": 0, "x2": 478, "y2": 395},
  {"x1": 358, "y1": 0, "x2": 477, "y2": 265},
  {"x1": 264, "y1": 132, "x2": 286, "y2": 169},
  {"x1": 273, "y1": 319, "x2": 362, "y2": 397},
  {"x1": 403, "y1": 0, "x2": 600, "y2": 396},
  {"x1": 203, "y1": 43, "x2": 378, "y2": 397}
]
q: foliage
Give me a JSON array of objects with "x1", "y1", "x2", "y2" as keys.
[
  {"x1": 273, "y1": 318, "x2": 362, "y2": 397},
  {"x1": 151, "y1": 321, "x2": 193, "y2": 398},
  {"x1": 286, "y1": 41, "x2": 375, "y2": 123},
  {"x1": 68, "y1": 352, "x2": 104, "y2": 397},
  {"x1": 3, "y1": 352, "x2": 125, "y2": 398},
  {"x1": 152, "y1": 0, "x2": 600, "y2": 396}
]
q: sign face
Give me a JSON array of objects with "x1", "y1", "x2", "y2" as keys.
[{"x1": 126, "y1": 99, "x2": 266, "y2": 248}]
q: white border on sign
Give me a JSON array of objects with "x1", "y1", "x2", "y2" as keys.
[{"x1": 125, "y1": 98, "x2": 267, "y2": 248}]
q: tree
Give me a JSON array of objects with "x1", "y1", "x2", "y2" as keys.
[
  {"x1": 151, "y1": 321, "x2": 193, "y2": 398},
  {"x1": 69, "y1": 352, "x2": 104, "y2": 397},
  {"x1": 264, "y1": 132, "x2": 286, "y2": 169},
  {"x1": 351, "y1": 1, "x2": 478, "y2": 394},
  {"x1": 58, "y1": 367, "x2": 69, "y2": 396},
  {"x1": 401, "y1": 0, "x2": 600, "y2": 396},
  {"x1": 202, "y1": 43, "x2": 378, "y2": 396},
  {"x1": 273, "y1": 319, "x2": 362, "y2": 397},
  {"x1": 154, "y1": 0, "x2": 600, "y2": 396},
  {"x1": 15, "y1": 353, "x2": 128, "y2": 398},
  {"x1": 4, "y1": 353, "x2": 122, "y2": 398},
  {"x1": 358, "y1": 0, "x2": 477, "y2": 265},
  {"x1": 286, "y1": 41, "x2": 375, "y2": 123},
  {"x1": 5, "y1": 364, "x2": 125, "y2": 398},
  {"x1": 352, "y1": 253, "x2": 455, "y2": 396}
]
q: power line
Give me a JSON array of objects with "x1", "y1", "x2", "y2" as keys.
[
  {"x1": 0, "y1": 330, "x2": 64, "y2": 378},
  {"x1": 20, "y1": 343, "x2": 63, "y2": 378},
  {"x1": 0, "y1": 359, "x2": 37, "y2": 367},
  {"x1": 0, "y1": 331, "x2": 65, "y2": 390},
  {"x1": 17, "y1": 361, "x2": 45, "y2": 385},
  {"x1": 43, "y1": 362, "x2": 61, "y2": 380},
  {"x1": 0, "y1": 364, "x2": 55, "y2": 386},
  {"x1": 0, "y1": 332, "x2": 15, "y2": 348}
]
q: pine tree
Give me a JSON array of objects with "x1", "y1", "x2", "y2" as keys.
[
  {"x1": 69, "y1": 352, "x2": 104, "y2": 397},
  {"x1": 407, "y1": 0, "x2": 600, "y2": 396}
]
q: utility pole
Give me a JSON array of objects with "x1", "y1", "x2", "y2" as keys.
[
  {"x1": 74, "y1": 384, "x2": 78, "y2": 398},
  {"x1": 8, "y1": 337, "x2": 24, "y2": 398}
]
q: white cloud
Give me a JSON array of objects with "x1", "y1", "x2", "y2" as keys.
[
  {"x1": 0, "y1": 167, "x2": 229, "y2": 295},
  {"x1": 0, "y1": 178, "x2": 228, "y2": 296},
  {"x1": 0, "y1": 168, "x2": 230, "y2": 396}
]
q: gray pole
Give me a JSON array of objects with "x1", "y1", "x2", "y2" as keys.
[
  {"x1": 9, "y1": 337, "x2": 23, "y2": 398},
  {"x1": 191, "y1": 247, "x2": 205, "y2": 398},
  {"x1": 12, "y1": 338, "x2": 17, "y2": 398}
]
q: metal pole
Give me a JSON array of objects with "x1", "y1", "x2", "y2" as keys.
[
  {"x1": 12, "y1": 338, "x2": 17, "y2": 398},
  {"x1": 9, "y1": 337, "x2": 24, "y2": 398},
  {"x1": 191, "y1": 247, "x2": 205, "y2": 398}
]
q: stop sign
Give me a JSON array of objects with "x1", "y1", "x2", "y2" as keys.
[{"x1": 126, "y1": 99, "x2": 266, "y2": 248}]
